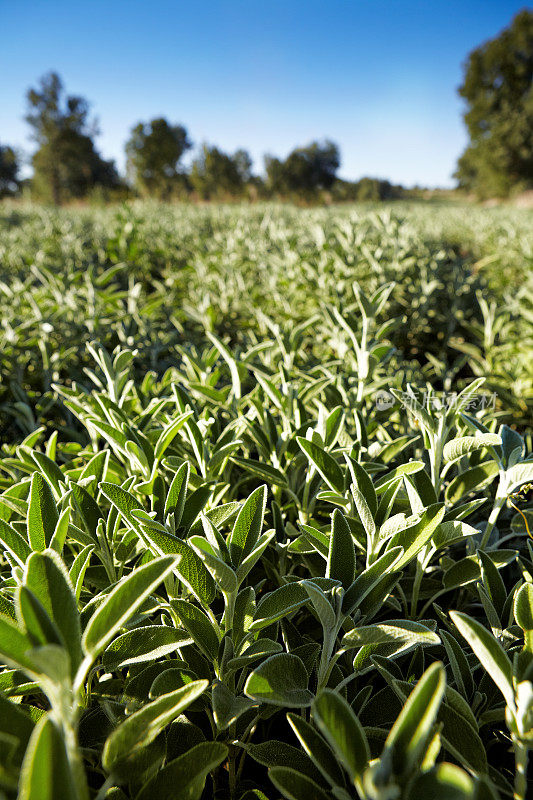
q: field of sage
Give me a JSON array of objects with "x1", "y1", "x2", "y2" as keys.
[{"x1": 0, "y1": 201, "x2": 532, "y2": 800}]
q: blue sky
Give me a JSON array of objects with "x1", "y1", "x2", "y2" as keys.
[{"x1": 1, "y1": 1, "x2": 527, "y2": 187}]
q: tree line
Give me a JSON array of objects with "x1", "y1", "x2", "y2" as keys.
[
  {"x1": 1, "y1": 9, "x2": 531, "y2": 204},
  {"x1": 0, "y1": 71, "x2": 406, "y2": 205}
]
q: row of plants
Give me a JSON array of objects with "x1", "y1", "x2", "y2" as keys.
[
  {"x1": 0, "y1": 202, "x2": 532, "y2": 798},
  {"x1": 0, "y1": 203, "x2": 531, "y2": 440}
]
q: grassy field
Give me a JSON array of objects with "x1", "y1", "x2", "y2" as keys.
[{"x1": 0, "y1": 201, "x2": 532, "y2": 799}]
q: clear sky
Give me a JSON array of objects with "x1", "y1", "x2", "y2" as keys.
[{"x1": 0, "y1": 0, "x2": 528, "y2": 187}]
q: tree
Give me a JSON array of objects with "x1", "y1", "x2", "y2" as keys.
[
  {"x1": 190, "y1": 145, "x2": 251, "y2": 199},
  {"x1": 125, "y1": 118, "x2": 192, "y2": 198},
  {"x1": 265, "y1": 140, "x2": 340, "y2": 196},
  {"x1": 0, "y1": 144, "x2": 20, "y2": 196},
  {"x1": 455, "y1": 10, "x2": 533, "y2": 198},
  {"x1": 26, "y1": 72, "x2": 119, "y2": 204}
]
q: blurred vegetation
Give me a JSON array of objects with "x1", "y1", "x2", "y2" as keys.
[
  {"x1": 455, "y1": 10, "x2": 533, "y2": 199},
  {"x1": 25, "y1": 72, "x2": 121, "y2": 205},
  {"x1": 0, "y1": 201, "x2": 531, "y2": 444},
  {"x1": 1, "y1": 10, "x2": 531, "y2": 205}
]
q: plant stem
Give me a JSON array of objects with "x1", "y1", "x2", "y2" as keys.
[
  {"x1": 94, "y1": 776, "x2": 115, "y2": 800},
  {"x1": 410, "y1": 560, "x2": 424, "y2": 618},
  {"x1": 223, "y1": 590, "x2": 237, "y2": 634},
  {"x1": 317, "y1": 631, "x2": 336, "y2": 690},
  {"x1": 513, "y1": 738, "x2": 529, "y2": 800},
  {"x1": 480, "y1": 492, "x2": 505, "y2": 549}
]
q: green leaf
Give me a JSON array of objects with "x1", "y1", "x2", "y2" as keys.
[
  {"x1": 82, "y1": 556, "x2": 177, "y2": 660},
  {"x1": 188, "y1": 501, "x2": 240, "y2": 535},
  {"x1": 232, "y1": 585, "x2": 256, "y2": 647},
  {"x1": 432, "y1": 520, "x2": 478, "y2": 550},
  {"x1": 135, "y1": 741, "x2": 228, "y2": 800},
  {"x1": 189, "y1": 535, "x2": 238, "y2": 594},
  {"x1": 445, "y1": 462, "x2": 499, "y2": 504},
  {"x1": 212, "y1": 680, "x2": 256, "y2": 730},
  {"x1": 206, "y1": 329, "x2": 242, "y2": 399},
  {"x1": 102, "y1": 626, "x2": 192, "y2": 671},
  {"x1": 0, "y1": 613, "x2": 34, "y2": 671},
  {"x1": 374, "y1": 461, "x2": 425, "y2": 493},
  {"x1": 100, "y1": 483, "x2": 216, "y2": 606},
  {"x1": 250, "y1": 582, "x2": 308, "y2": 631},
  {"x1": 18, "y1": 714, "x2": 82, "y2": 800},
  {"x1": 407, "y1": 762, "x2": 475, "y2": 800},
  {"x1": 269, "y1": 767, "x2": 331, "y2": 800},
  {"x1": 386, "y1": 504, "x2": 445, "y2": 570},
  {"x1": 164, "y1": 462, "x2": 190, "y2": 522},
  {"x1": 246, "y1": 740, "x2": 325, "y2": 786},
  {"x1": 437, "y1": 694, "x2": 488, "y2": 774},
  {"x1": 149, "y1": 666, "x2": 196, "y2": 697},
  {"x1": 236, "y1": 530, "x2": 276, "y2": 585},
  {"x1": 50, "y1": 507, "x2": 70, "y2": 554},
  {"x1": 144, "y1": 528, "x2": 215, "y2": 606},
  {"x1": 514, "y1": 582, "x2": 533, "y2": 651},
  {"x1": 69, "y1": 545, "x2": 94, "y2": 603},
  {"x1": 450, "y1": 611, "x2": 514, "y2": 710},
  {"x1": 500, "y1": 425, "x2": 524, "y2": 466},
  {"x1": 172, "y1": 599, "x2": 220, "y2": 661},
  {"x1": 16, "y1": 586, "x2": 63, "y2": 652},
  {"x1": 24, "y1": 550, "x2": 82, "y2": 677},
  {"x1": 244, "y1": 653, "x2": 313, "y2": 707},
  {"x1": 102, "y1": 680, "x2": 208, "y2": 773},
  {"x1": 312, "y1": 688, "x2": 369, "y2": 782},
  {"x1": 443, "y1": 550, "x2": 516, "y2": 590},
  {"x1": 440, "y1": 631, "x2": 474, "y2": 698},
  {"x1": 27, "y1": 473, "x2": 58, "y2": 552},
  {"x1": 478, "y1": 550, "x2": 506, "y2": 618},
  {"x1": 351, "y1": 486, "x2": 376, "y2": 540},
  {"x1": 30, "y1": 452, "x2": 65, "y2": 493},
  {"x1": 345, "y1": 456, "x2": 377, "y2": 516},
  {"x1": 506, "y1": 460, "x2": 533, "y2": 493},
  {"x1": 342, "y1": 620, "x2": 440, "y2": 650},
  {"x1": 154, "y1": 411, "x2": 194, "y2": 461},
  {"x1": 25, "y1": 644, "x2": 71, "y2": 685},
  {"x1": 228, "y1": 484, "x2": 267, "y2": 567},
  {"x1": 70, "y1": 482, "x2": 102, "y2": 540},
  {"x1": 98, "y1": 481, "x2": 144, "y2": 531},
  {"x1": 287, "y1": 712, "x2": 346, "y2": 788},
  {"x1": 326, "y1": 510, "x2": 355, "y2": 587},
  {"x1": 226, "y1": 638, "x2": 282, "y2": 671},
  {"x1": 0, "y1": 517, "x2": 31, "y2": 568},
  {"x1": 231, "y1": 456, "x2": 288, "y2": 487},
  {"x1": 301, "y1": 581, "x2": 336, "y2": 633},
  {"x1": 342, "y1": 546, "x2": 401, "y2": 615},
  {"x1": 384, "y1": 661, "x2": 446, "y2": 776},
  {"x1": 0, "y1": 692, "x2": 34, "y2": 765},
  {"x1": 443, "y1": 434, "x2": 501, "y2": 463},
  {"x1": 297, "y1": 437, "x2": 344, "y2": 494}
]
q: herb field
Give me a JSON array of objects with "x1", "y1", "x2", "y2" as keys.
[{"x1": 0, "y1": 201, "x2": 532, "y2": 800}]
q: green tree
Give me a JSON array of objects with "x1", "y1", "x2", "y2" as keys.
[
  {"x1": 26, "y1": 72, "x2": 119, "y2": 204},
  {"x1": 265, "y1": 140, "x2": 340, "y2": 196},
  {"x1": 125, "y1": 118, "x2": 192, "y2": 199},
  {"x1": 455, "y1": 10, "x2": 533, "y2": 198},
  {"x1": 190, "y1": 145, "x2": 250, "y2": 199},
  {"x1": 0, "y1": 144, "x2": 20, "y2": 196}
]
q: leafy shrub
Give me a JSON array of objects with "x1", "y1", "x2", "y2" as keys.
[{"x1": 0, "y1": 202, "x2": 532, "y2": 798}]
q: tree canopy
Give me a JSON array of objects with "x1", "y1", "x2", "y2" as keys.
[
  {"x1": 190, "y1": 145, "x2": 251, "y2": 199},
  {"x1": 0, "y1": 144, "x2": 20, "y2": 196},
  {"x1": 26, "y1": 72, "x2": 119, "y2": 204},
  {"x1": 125, "y1": 118, "x2": 192, "y2": 198},
  {"x1": 455, "y1": 10, "x2": 533, "y2": 198},
  {"x1": 265, "y1": 140, "x2": 340, "y2": 196}
]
